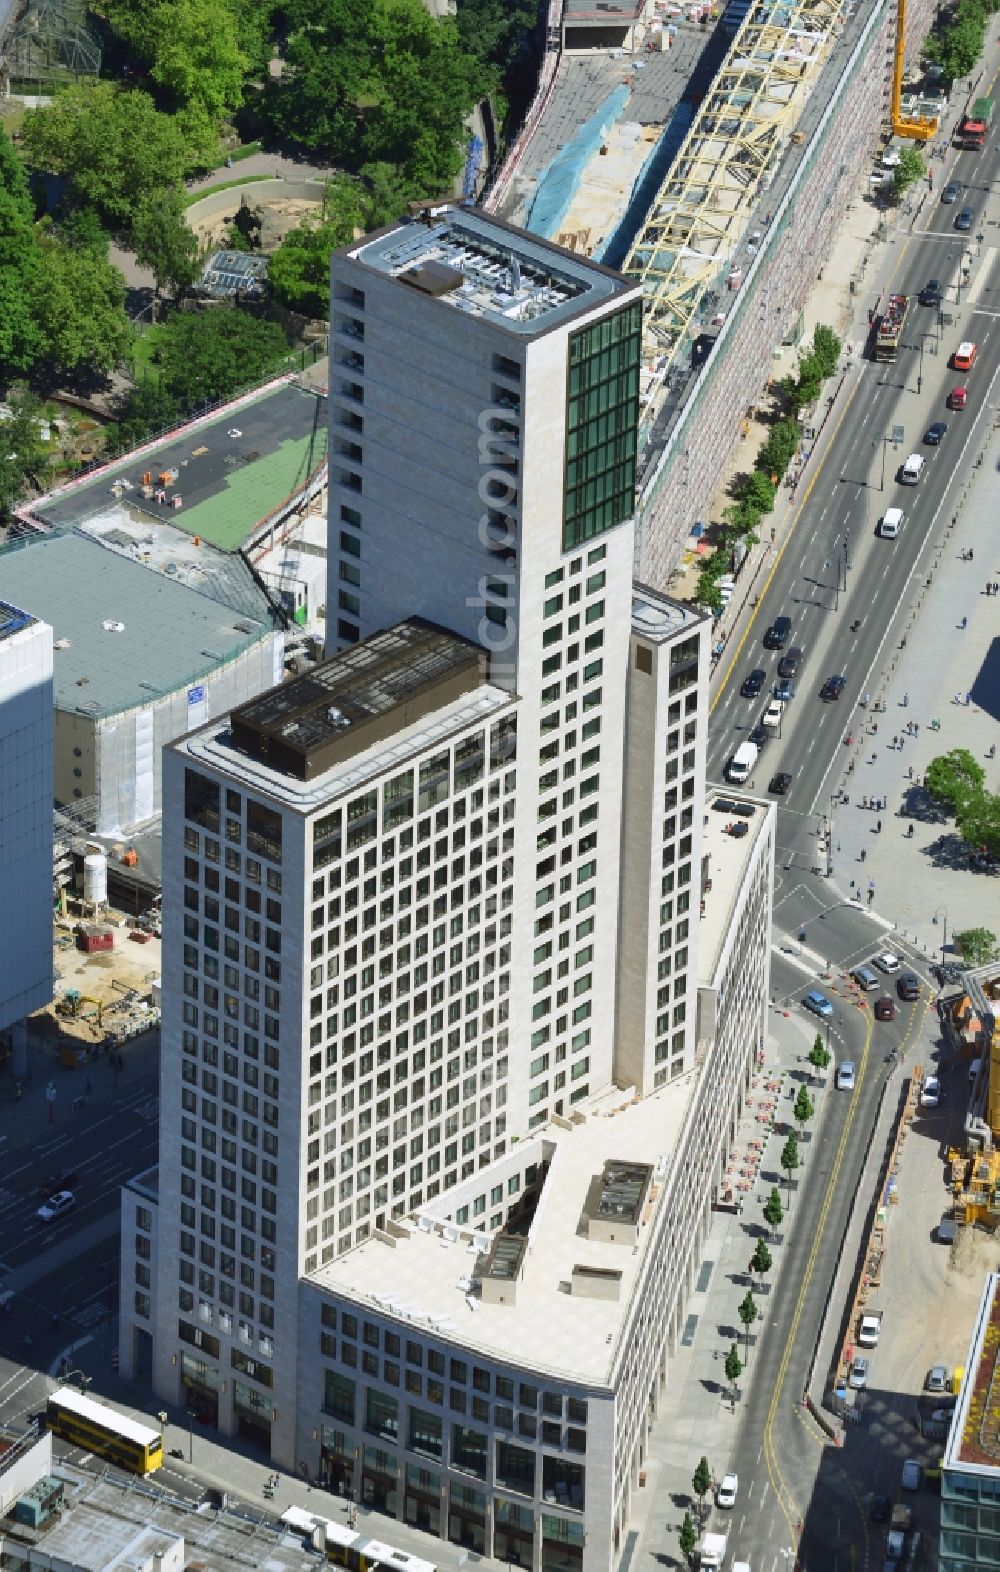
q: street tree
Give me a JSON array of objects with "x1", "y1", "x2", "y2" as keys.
[
  {"x1": 780, "y1": 1132, "x2": 800, "y2": 1202},
  {"x1": 750, "y1": 1238, "x2": 772, "y2": 1287},
  {"x1": 954, "y1": 928, "x2": 999, "y2": 968},
  {"x1": 811, "y1": 323, "x2": 842, "y2": 378},
  {"x1": 763, "y1": 1186, "x2": 784, "y2": 1240},
  {"x1": 807, "y1": 1034, "x2": 830, "y2": 1080},
  {"x1": 724, "y1": 1343, "x2": 742, "y2": 1410},
  {"x1": 793, "y1": 1085, "x2": 815, "y2": 1136},
  {"x1": 131, "y1": 187, "x2": 202, "y2": 301},
  {"x1": 957, "y1": 790, "x2": 1000, "y2": 861},
  {"x1": 156, "y1": 309, "x2": 289, "y2": 409},
  {"x1": 21, "y1": 83, "x2": 194, "y2": 229},
  {"x1": 737, "y1": 1289, "x2": 759, "y2": 1357},
  {"x1": 894, "y1": 147, "x2": 925, "y2": 199},
  {"x1": 756, "y1": 417, "x2": 800, "y2": 481},
  {"x1": 692, "y1": 1457, "x2": 712, "y2": 1523},
  {"x1": 733, "y1": 468, "x2": 776, "y2": 517},
  {"x1": 925, "y1": 748, "x2": 986, "y2": 814},
  {"x1": 678, "y1": 1511, "x2": 698, "y2": 1568}
]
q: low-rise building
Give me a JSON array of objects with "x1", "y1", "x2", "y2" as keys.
[{"x1": 941, "y1": 1270, "x2": 1000, "y2": 1570}]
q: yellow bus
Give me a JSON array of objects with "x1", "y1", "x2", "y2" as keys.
[{"x1": 46, "y1": 1387, "x2": 163, "y2": 1475}]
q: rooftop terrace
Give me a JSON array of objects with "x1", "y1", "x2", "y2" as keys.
[
  {"x1": 698, "y1": 786, "x2": 772, "y2": 987},
  {"x1": 22, "y1": 379, "x2": 327, "y2": 554},
  {"x1": 947, "y1": 1270, "x2": 1000, "y2": 1474},
  {"x1": 311, "y1": 1080, "x2": 693, "y2": 1384}
]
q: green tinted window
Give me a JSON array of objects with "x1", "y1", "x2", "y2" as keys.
[{"x1": 563, "y1": 303, "x2": 641, "y2": 550}]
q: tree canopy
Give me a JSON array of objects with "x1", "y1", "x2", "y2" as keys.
[
  {"x1": 925, "y1": 748, "x2": 986, "y2": 812},
  {"x1": 32, "y1": 233, "x2": 133, "y2": 376},
  {"x1": 954, "y1": 928, "x2": 998, "y2": 967},
  {"x1": 104, "y1": 0, "x2": 249, "y2": 124},
  {"x1": 154, "y1": 309, "x2": 289, "y2": 407},
  {"x1": 0, "y1": 387, "x2": 50, "y2": 521},
  {"x1": 21, "y1": 82, "x2": 195, "y2": 228},
  {"x1": 268, "y1": 0, "x2": 488, "y2": 191},
  {"x1": 268, "y1": 180, "x2": 368, "y2": 318},
  {"x1": 132, "y1": 187, "x2": 202, "y2": 298},
  {"x1": 894, "y1": 148, "x2": 925, "y2": 197}
]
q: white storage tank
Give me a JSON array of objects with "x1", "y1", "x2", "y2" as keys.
[{"x1": 83, "y1": 851, "x2": 108, "y2": 908}]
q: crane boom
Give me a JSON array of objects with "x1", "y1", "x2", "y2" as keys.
[{"x1": 891, "y1": 0, "x2": 938, "y2": 141}]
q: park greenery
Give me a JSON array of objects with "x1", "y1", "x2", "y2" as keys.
[
  {"x1": 696, "y1": 324, "x2": 842, "y2": 610},
  {"x1": 954, "y1": 928, "x2": 999, "y2": 966},
  {"x1": 924, "y1": 748, "x2": 1000, "y2": 859}
]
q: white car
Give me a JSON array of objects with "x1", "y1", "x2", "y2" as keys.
[
  {"x1": 836, "y1": 1061, "x2": 856, "y2": 1091},
  {"x1": 37, "y1": 1189, "x2": 76, "y2": 1223},
  {"x1": 763, "y1": 698, "x2": 784, "y2": 729},
  {"x1": 874, "y1": 953, "x2": 901, "y2": 974},
  {"x1": 879, "y1": 508, "x2": 904, "y2": 539},
  {"x1": 921, "y1": 1076, "x2": 941, "y2": 1107},
  {"x1": 717, "y1": 1472, "x2": 739, "y2": 1508}
]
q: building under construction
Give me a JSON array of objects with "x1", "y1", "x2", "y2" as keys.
[{"x1": 948, "y1": 964, "x2": 1000, "y2": 1231}]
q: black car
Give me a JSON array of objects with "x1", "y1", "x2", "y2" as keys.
[
  {"x1": 820, "y1": 674, "x2": 846, "y2": 701},
  {"x1": 919, "y1": 279, "x2": 942, "y2": 306},
  {"x1": 748, "y1": 722, "x2": 768, "y2": 747},
  {"x1": 769, "y1": 772, "x2": 792, "y2": 795},
  {"x1": 741, "y1": 668, "x2": 766, "y2": 699},
  {"x1": 763, "y1": 615, "x2": 792, "y2": 650},
  {"x1": 924, "y1": 421, "x2": 948, "y2": 445},
  {"x1": 955, "y1": 207, "x2": 973, "y2": 231},
  {"x1": 777, "y1": 646, "x2": 803, "y2": 679},
  {"x1": 941, "y1": 181, "x2": 960, "y2": 204},
  {"x1": 870, "y1": 1494, "x2": 891, "y2": 1523},
  {"x1": 898, "y1": 973, "x2": 921, "y2": 1001}
]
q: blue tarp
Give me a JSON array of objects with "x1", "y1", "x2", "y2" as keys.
[
  {"x1": 525, "y1": 85, "x2": 631, "y2": 240},
  {"x1": 463, "y1": 136, "x2": 484, "y2": 201}
]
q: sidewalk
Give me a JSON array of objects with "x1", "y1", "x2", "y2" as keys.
[
  {"x1": 628, "y1": 1008, "x2": 831, "y2": 1572},
  {"x1": 827, "y1": 442, "x2": 1000, "y2": 958}
]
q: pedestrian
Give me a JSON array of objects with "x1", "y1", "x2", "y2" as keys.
[
  {"x1": 902, "y1": 692, "x2": 909, "y2": 707},
  {"x1": 960, "y1": 616, "x2": 968, "y2": 630},
  {"x1": 893, "y1": 734, "x2": 898, "y2": 748},
  {"x1": 877, "y1": 818, "x2": 882, "y2": 833},
  {"x1": 860, "y1": 847, "x2": 867, "y2": 862}
]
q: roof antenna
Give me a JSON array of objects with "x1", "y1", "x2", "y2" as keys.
[{"x1": 511, "y1": 255, "x2": 521, "y2": 291}]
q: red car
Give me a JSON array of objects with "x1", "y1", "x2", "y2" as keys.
[
  {"x1": 949, "y1": 386, "x2": 968, "y2": 411},
  {"x1": 874, "y1": 996, "x2": 896, "y2": 1022}
]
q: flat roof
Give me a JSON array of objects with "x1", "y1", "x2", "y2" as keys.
[
  {"x1": 310, "y1": 1081, "x2": 693, "y2": 1384},
  {"x1": 0, "y1": 599, "x2": 36, "y2": 641},
  {"x1": 352, "y1": 204, "x2": 637, "y2": 335},
  {"x1": 698, "y1": 787, "x2": 772, "y2": 987},
  {"x1": 230, "y1": 621, "x2": 485, "y2": 781},
  {"x1": 946, "y1": 1270, "x2": 1000, "y2": 1474},
  {"x1": 179, "y1": 681, "x2": 516, "y2": 815},
  {"x1": 23, "y1": 380, "x2": 327, "y2": 553},
  {"x1": 631, "y1": 583, "x2": 706, "y2": 643},
  {"x1": 0, "y1": 532, "x2": 276, "y2": 718}
]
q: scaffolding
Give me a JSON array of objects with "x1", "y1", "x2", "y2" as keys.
[
  {"x1": 1, "y1": 0, "x2": 100, "y2": 83},
  {"x1": 623, "y1": 0, "x2": 848, "y2": 397}
]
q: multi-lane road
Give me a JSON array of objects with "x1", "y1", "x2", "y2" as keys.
[{"x1": 699, "y1": 115, "x2": 998, "y2": 1570}]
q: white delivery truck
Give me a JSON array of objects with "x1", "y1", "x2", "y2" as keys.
[
  {"x1": 698, "y1": 1531, "x2": 728, "y2": 1569},
  {"x1": 900, "y1": 453, "x2": 924, "y2": 485},
  {"x1": 726, "y1": 741, "x2": 758, "y2": 784}
]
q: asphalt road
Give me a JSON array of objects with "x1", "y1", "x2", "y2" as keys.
[{"x1": 708, "y1": 133, "x2": 998, "y2": 942}]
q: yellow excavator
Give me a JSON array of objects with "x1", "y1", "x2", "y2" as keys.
[{"x1": 891, "y1": 0, "x2": 938, "y2": 141}]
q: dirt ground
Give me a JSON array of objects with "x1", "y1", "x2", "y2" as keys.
[
  {"x1": 189, "y1": 194, "x2": 325, "y2": 254},
  {"x1": 31, "y1": 918, "x2": 162, "y2": 1055}
]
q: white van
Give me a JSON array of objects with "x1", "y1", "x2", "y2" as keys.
[
  {"x1": 879, "y1": 507, "x2": 904, "y2": 538},
  {"x1": 900, "y1": 454, "x2": 925, "y2": 485},
  {"x1": 727, "y1": 741, "x2": 758, "y2": 784}
]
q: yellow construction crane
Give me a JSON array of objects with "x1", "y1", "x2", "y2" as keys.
[{"x1": 891, "y1": 0, "x2": 938, "y2": 141}]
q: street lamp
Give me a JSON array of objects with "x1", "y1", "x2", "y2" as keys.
[
  {"x1": 933, "y1": 905, "x2": 949, "y2": 958},
  {"x1": 187, "y1": 1408, "x2": 196, "y2": 1463}
]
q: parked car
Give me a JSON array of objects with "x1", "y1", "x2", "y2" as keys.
[
  {"x1": 741, "y1": 668, "x2": 766, "y2": 698},
  {"x1": 836, "y1": 1060, "x2": 856, "y2": 1090},
  {"x1": 769, "y1": 772, "x2": 793, "y2": 795},
  {"x1": 805, "y1": 991, "x2": 834, "y2": 1019},
  {"x1": 717, "y1": 1473, "x2": 739, "y2": 1508},
  {"x1": 926, "y1": 1365, "x2": 949, "y2": 1393},
  {"x1": 874, "y1": 997, "x2": 896, "y2": 1022},
  {"x1": 820, "y1": 674, "x2": 846, "y2": 701},
  {"x1": 921, "y1": 1075, "x2": 941, "y2": 1106},
  {"x1": 898, "y1": 973, "x2": 920, "y2": 1001},
  {"x1": 850, "y1": 1357, "x2": 869, "y2": 1388}
]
